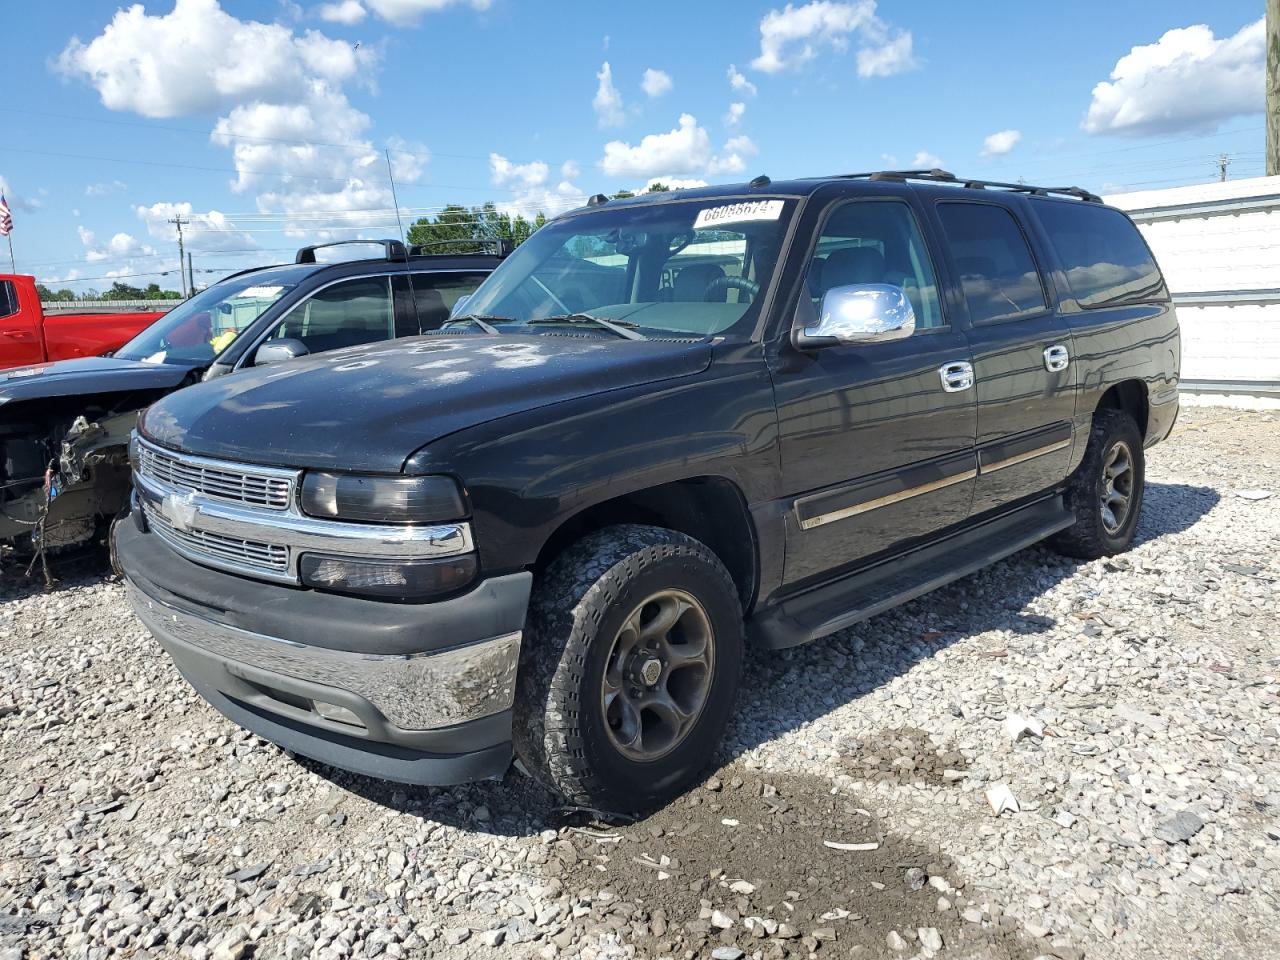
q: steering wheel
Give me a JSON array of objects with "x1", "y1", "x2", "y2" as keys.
[{"x1": 703, "y1": 276, "x2": 760, "y2": 302}]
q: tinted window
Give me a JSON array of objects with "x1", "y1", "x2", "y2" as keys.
[
  {"x1": 410, "y1": 272, "x2": 489, "y2": 332},
  {"x1": 805, "y1": 200, "x2": 944, "y2": 329},
  {"x1": 936, "y1": 202, "x2": 1047, "y2": 323},
  {"x1": 265, "y1": 276, "x2": 394, "y2": 355},
  {"x1": 1033, "y1": 200, "x2": 1166, "y2": 308},
  {"x1": 0, "y1": 281, "x2": 16, "y2": 319}
]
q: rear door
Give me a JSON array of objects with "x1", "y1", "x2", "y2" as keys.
[
  {"x1": 0, "y1": 279, "x2": 44, "y2": 368},
  {"x1": 770, "y1": 191, "x2": 977, "y2": 588},
  {"x1": 933, "y1": 199, "x2": 1076, "y2": 515}
]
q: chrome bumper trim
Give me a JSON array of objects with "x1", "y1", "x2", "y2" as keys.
[
  {"x1": 128, "y1": 582, "x2": 519, "y2": 730},
  {"x1": 134, "y1": 470, "x2": 473, "y2": 584}
]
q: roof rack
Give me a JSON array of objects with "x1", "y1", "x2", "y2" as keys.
[
  {"x1": 294, "y1": 239, "x2": 408, "y2": 264},
  {"x1": 838, "y1": 169, "x2": 1102, "y2": 204},
  {"x1": 408, "y1": 238, "x2": 515, "y2": 258}
]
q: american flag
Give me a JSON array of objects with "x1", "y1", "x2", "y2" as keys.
[{"x1": 0, "y1": 195, "x2": 12, "y2": 237}]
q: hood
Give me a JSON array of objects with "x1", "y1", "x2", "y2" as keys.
[
  {"x1": 0, "y1": 355, "x2": 196, "y2": 404},
  {"x1": 142, "y1": 333, "x2": 713, "y2": 473}
]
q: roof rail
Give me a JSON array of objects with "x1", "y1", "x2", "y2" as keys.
[
  {"x1": 837, "y1": 169, "x2": 1102, "y2": 203},
  {"x1": 407, "y1": 238, "x2": 515, "y2": 258},
  {"x1": 294, "y1": 239, "x2": 408, "y2": 264}
]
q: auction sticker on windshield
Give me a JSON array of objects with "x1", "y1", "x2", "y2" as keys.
[{"x1": 693, "y1": 200, "x2": 785, "y2": 230}]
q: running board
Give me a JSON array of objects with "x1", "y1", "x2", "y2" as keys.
[{"x1": 749, "y1": 495, "x2": 1073, "y2": 650}]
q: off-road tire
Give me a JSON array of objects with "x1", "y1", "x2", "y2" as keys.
[
  {"x1": 1050, "y1": 408, "x2": 1145, "y2": 559},
  {"x1": 513, "y1": 524, "x2": 743, "y2": 813}
]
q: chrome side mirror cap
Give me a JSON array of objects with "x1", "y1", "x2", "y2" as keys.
[
  {"x1": 794, "y1": 283, "x2": 916, "y2": 350},
  {"x1": 254, "y1": 338, "x2": 310, "y2": 367}
]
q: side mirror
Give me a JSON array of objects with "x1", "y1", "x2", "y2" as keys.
[
  {"x1": 254, "y1": 338, "x2": 310, "y2": 367},
  {"x1": 793, "y1": 283, "x2": 916, "y2": 351},
  {"x1": 449, "y1": 294, "x2": 472, "y2": 319}
]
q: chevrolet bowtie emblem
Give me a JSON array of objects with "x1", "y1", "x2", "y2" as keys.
[{"x1": 163, "y1": 492, "x2": 199, "y2": 532}]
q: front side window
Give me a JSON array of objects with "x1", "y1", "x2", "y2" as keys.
[
  {"x1": 936, "y1": 202, "x2": 1048, "y2": 324},
  {"x1": 263, "y1": 276, "x2": 395, "y2": 354},
  {"x1": 1031, "y1": 200, "x2": 1166, "y2": 308},
  {"x1": 805, "y1": 200, "x2": 944, "y2": 330},
  {"x1": 410, "y1": 272, "x2": 491, "y2": 332},
  {"x1": 458, "y1": 197, "x2": 797, "y2": 338},
  {"x1": 116, "y1": 272, "x2": 300, "y2": 364}
]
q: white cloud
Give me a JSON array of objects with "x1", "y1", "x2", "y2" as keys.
[
  {"x1": 601, "y1": 115, "x2": 754, "y2": 179},
  {"x1": 489, "y1": 153, "x2": 585, "y2": 219},
  {"x1": 135, "y1": 201, "x2": 257, "y2": 253},
  {"x1": 727, "y1": 64, "x2": 757, "y2": 96},
  {"x1": 593, "y1": 61, "x2": 625, "y2": 128},
  {"x1": 0, "y1": 175, "x2": 40, "y2": 213},
  {"x1": 981, "y1": 129, "x2": 1022, "y2": 157},
  {"x1": 725, "y1": 101, "x2": 746, "y2": 126},
  {"x1": 601, "y1": 114, "x2": 712, "y2": 178},
  {"x1": 1083, "y1": 19, "x2": 1264, "y2": 136},
  {"x1": 749, "y1": 0, "x2": 916, "y2": 78},
  {"x1": 856, "y1": 30, "x2": 916, "y2": 78},
  {"x1": 561, "y1": 160, "x2": 581, "y2": 179},
  {"x1": 85, "y1": 180, "x2": 128, "y2": 197},
  {"x1": 316, "y1": 0, "x2": 367, "y2": 24},
  {"x1": 641, "y1": 68, "x2": 673, "y2": 98},
  {"x1": 362, "y1": 0, "x2": 490, "y2": 25},
  {"x1": 78, "y1": 225, "x2": 156, "y2": 263},
  {"x1": 59, "y1": 0, "x2": 427, "y2": 236},
  {"x1": 911, "y1": 150, "x2": 944, "y2": 169}
]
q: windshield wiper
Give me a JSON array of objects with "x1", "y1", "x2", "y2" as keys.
[
  {"x1": 527, "y1": 313, "x2": 648, "y2": 341},
  {"x1": 442, "y1": 314, "x2": 507, "y2": 335}
]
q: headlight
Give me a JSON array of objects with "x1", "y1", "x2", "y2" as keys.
[
  {"x1": 300, "y1": 473, "x2": 466, "y2": 523},
  {"x1": 299, "y1": 553, "x2": 477, "y2": 599}
]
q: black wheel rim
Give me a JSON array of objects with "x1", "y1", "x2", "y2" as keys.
[
  {"x1": 601, "y1": 589, "x2": 714, "y2": 762},
  {"x1": 1100, "y1": 440, "x2": 1135, "y2": 534}
]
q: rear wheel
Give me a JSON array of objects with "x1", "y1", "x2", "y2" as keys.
[
  {"x1": 1051, "y1": 408, "x2": 1144, "y2": 559},
  {"x1": 513, "y1": 524, "x2": 743, "y2": 813}
]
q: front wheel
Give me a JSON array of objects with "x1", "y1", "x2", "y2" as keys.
[
  {"x1": 1051, "y1": 408, "x2": 1145, "y2": 559},
  {"x1": 513, "y1": 524, "x2": 743, "y2": 813}
]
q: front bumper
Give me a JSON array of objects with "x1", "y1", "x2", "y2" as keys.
[{"x1": 117, "y1": 519, "x2": 532, "y2": 785}]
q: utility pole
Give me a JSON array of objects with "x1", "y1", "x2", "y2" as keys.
[
  {"x1": 1219, "y1": 154, "x2": 1230, "y2": 182},
  {"x1": 187, "y1": 251, "x2": 194, "y2": 296},
  {"x1": 1269, "y1": 0, "x2": 1280, "y2": 175},
  {"x1": 167, "y1": 215, "x2": 190, "y2": 297}
]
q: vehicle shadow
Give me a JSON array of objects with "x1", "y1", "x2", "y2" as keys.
[{"x1": 297, "y1": 481, "x2": 1219, "y2": 836}]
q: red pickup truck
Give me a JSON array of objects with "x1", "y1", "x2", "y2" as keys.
[{"x1": 0, "y1": 274, "x2": 165, "y2": 371}]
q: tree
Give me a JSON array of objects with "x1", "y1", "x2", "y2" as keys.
[
  {"x1": 406, "y1": 202, "x2": 546, "y2": 255},
  {"x1": 611, "y1": 190, "x2": 636, "y2": 200},
  {"x1": 647, "y1": 182, "x2": 672, "y2": 192},
  {"x1": 101, "y1": 281, "x2": 147, "y2": 301}
]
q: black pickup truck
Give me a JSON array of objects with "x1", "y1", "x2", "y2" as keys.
[
  {"x1": 117, "y1": 170, "x2": 1179, "y2": 811},
  {"x1": 0, "y1": 241, "x2": 497, "y2": 564}
]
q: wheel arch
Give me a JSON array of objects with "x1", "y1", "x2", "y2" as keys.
[
  {"x1": 1095, "y1": 378, "x2": 1150, "y2": 438},
  {"x1": 531, "y1": 475, "x2": 760, "y2": 613}
]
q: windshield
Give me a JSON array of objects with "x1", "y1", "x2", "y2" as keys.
[
  {"x1": 115, "y1": 273, "x2": 298, "y2": 364},
  {"x1": 458, "y1": 197, "x2": 797, "y2": 338}
]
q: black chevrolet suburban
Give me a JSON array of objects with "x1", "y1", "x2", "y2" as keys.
[
  {"x1": 117, "y1": 170, "x2": 1179, "y2": 811},
  {"x1": 0, "y1": 241, "x2": 497, "y2": 563}
]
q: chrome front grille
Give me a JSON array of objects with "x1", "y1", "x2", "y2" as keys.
[
  {"x1": 146, "y1": 504, "x2": 290, "y2": 576},
  {"x1": 138, "y1": 444, "x2": 293, "y2": 509}
]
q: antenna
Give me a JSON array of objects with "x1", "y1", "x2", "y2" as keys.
[{"x1": 386, "y1": 148, "x2": 407, "y2": 242}]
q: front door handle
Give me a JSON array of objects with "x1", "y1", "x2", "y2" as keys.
[
  {"x1": 939, "y1": 360, "x2": 974, "y2": 393},
  {"x1": 1043, "y1": 344, "x2": 1070, "y2": 372}
]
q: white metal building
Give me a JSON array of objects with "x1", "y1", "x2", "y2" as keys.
[{"x1": 1106, "y1": 176, "x2": 1280, "y2": 398}]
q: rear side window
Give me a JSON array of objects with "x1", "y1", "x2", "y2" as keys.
[
  {"x1": 936, "y1": 202, "x2": 1048, "y2": 324},
  {"x1": 1032, "y1": 200, "x2": 1166, "y2": 308},
  {"x1": 0, "y1": 281, "x2": 17, "y2": 319},
  {"x1": 410, "y1": 271, "x2": 490, "y2": 332}
]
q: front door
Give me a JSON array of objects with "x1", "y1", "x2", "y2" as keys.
[
  {"x1": 770, "y1": 196, "x2": 977, "y2": 588},
  {"x1": 933, "y1": 199, "x2": 1077, "y2": 515}
]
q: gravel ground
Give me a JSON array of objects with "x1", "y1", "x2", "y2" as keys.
[{"x1": 1, "y1": 405, "x2": 1277, "y2": 960}]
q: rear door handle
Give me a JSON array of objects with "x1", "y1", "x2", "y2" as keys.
[
  {"x1": 1043, "y1": 344, "x2": 1070, "y2": 372},
  {"x1": 938, "y1": 360, "x2": 974, "y2": 393}
]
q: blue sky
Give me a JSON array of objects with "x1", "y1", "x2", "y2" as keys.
[{"x1": 0, "y1": 0, "x2": 1267, "y2": 292}]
